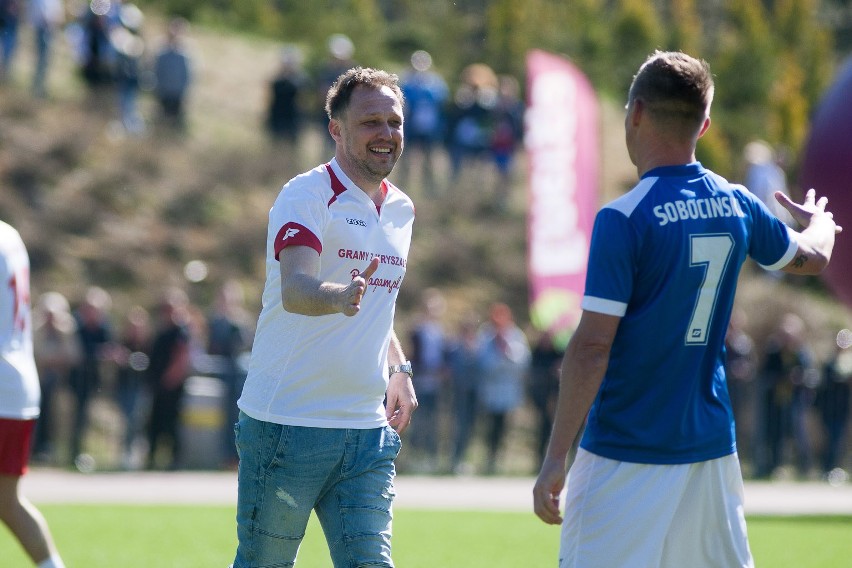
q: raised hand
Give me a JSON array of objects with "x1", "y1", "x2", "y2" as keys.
[
  {"x1": 341, "y1": 257, "x2": 380, "y2": 316},
  {"x1": 775, "y1": 189, "x2": 843, "y2": 234}
]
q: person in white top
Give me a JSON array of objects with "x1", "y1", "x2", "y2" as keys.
[
  {"x1": 0, "y1": 220, "x2": 66, "y2": 568},
  {"x1": 232, "y1": 67, "x2": 417, "y2": 568}
]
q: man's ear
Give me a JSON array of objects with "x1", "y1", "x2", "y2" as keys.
[
  {"x1": 629, "y1": 99, "x2": 644, "y2": 126},
  {"x1": 697, "y1": 116, "x2": 711, "y2": 139},
  {"x1": 328, "y1": 118, "x2": 341, "y2": 143}
]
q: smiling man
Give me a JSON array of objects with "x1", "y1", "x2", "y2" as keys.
[{"x1": 232, "y1": 67, "x2": 417, "y2": 568}]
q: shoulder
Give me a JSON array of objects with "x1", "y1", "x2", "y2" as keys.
[
  {"x1": 384, "y1": 180, "x2": 416, "y2": 215},
  {"x1": 602, "y1": 176, "x2": 659, "y2": 218},
  {"x1": 275, "y1": 164, "x2": 335, "y2": 204}
]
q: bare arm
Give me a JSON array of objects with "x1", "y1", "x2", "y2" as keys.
[
  {"x1": 385, "y1": 330, "x2": 418, "y2": 434},
  {"x1": 279, "y1": 246, "x2": 379, "y2": 316},
  {"x1": 776, "y1": 189, "x2": 843, "y2": 275},
  {"x1": 533, "y1": 310, "x2": 621, "y2": 525}
]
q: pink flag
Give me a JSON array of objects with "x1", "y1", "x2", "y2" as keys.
[{"x1": 526, "y1": 50, "x2": 599, "y2": 347}]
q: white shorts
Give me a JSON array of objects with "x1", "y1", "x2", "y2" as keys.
[{"x1": 559, "y1": 448, "x2": 753, "y2": 568}]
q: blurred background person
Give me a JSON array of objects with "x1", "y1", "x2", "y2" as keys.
[
  {"x1": 446, "y1": 63, "x2": 498, "y2": 182},
  {"x1": 478, "y1": 302, "x2": 530, "y2": 474},
  {"x1": 28, "y1": 0, "x2": 64, "y2": 98},
  {"x1": 110, "y1": 3, "x2": 145, "y2": 135},
  {"x1": 399, "y1": 49, "x2": 448, "y2": 195},
  {"x1": 445, "y1": 313, "x2": 483, "y2": 475},
  {"x1": 69, "y1": 285, "x2": 113, "y2": 467},
  {"x1": 528, "y1": 328, "x2": 563, "y2": 471},
  {"x1": 0, "y1": 0, "x2": 21, "y2": 82},
  {"x1": 407, "y1": 287, "x2": 448, "y2": 472},
  {"x1": 265, "y1": 44, "x2": 308, "y2": 149},
  {"x1": 153, "y1": 17, "x2": 192, "y2": 131},
  {"x1": 817, "y1": 332, "x2": 852, "y2": 482},
  {"x1": 31, "y1": 292, "x2": 80, "y2": 465},
  {"x1": 490, "y1": 74, "x2": 524, "y2": 211},
  {"x1": 206, "y1": 279, "x2": 250, "y2": 469},
  {"x1": 756, "y1": 313, "x2": 817, "y2": 479},
  {"x1": 724, "y1": 307, "x2": 758, "y2": 475},
  {"x1": 145, "y1": 287, "x2": 191, "y2": 470},
  {"x1": 743, "y1": 139, "x2": 794, "y2": 226},
  {"x1": 113, "y1": 305, "x2": 151, "y2": 470}
]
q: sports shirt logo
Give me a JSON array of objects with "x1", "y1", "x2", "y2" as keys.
[{"x1": 282, "y1": 228, "x2": 300, "y2": 240}]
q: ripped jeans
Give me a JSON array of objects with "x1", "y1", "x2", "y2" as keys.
[{"x1": 232, "y1": 412, "x2": 401, "y2": 568}]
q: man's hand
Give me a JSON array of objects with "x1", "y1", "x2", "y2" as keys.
[
  {"x1": 386, "y1": 372, "x2": 417, "y2": 434},
  {"x1": 341, "y1": 258, "x2": 379, "y2": 316},
  {"x1": 533, "y1": 455, "x2": 567, "y2": 525},
  {"x1": 776, "y1": 188, "x2": 843, "y2": 234}
]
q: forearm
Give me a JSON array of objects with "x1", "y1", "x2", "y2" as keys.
[
  {"x1": 386, "y1": 330, "x2": 406, "y2": 367},
  {"x1": 544, "y1": 342, "x2": 609, "y2": 462},
  {"x1": 281, "y1": 273, "x2": 347, "y2": 315},
  {"x1": 784, "y1": 218, "x2": 837, "y2": 275}
]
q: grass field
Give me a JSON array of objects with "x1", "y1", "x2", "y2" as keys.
[{"x1": 1, "y1": 505, "x2": 850, "y2": 567}]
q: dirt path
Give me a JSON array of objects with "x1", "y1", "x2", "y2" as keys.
[{"x1": 22, "y1": 469, "x2": 852, "y2": 515}]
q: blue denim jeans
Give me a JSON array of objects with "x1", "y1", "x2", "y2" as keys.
[{"x1": 232, "y1": 412, "x2": 401, "y2": 567}]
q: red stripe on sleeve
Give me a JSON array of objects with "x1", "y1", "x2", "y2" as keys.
[{"x1": 274, "y1": 222, "x2": 322, "y2": 260}]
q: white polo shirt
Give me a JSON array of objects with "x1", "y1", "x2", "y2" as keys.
[
  {"x1": 0, "y1": 221, "x2": 41, "y2": 420},
  {"x1": 239, "y1": 159, "x2": 414, "y2": 429}
]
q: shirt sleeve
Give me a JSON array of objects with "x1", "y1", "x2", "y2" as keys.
[
  {"x1": 581, "y1": 208, "x2": 635, "y2": 317},
  {"x1": 738, "y1": 190, "x2": 797, "y2": 270},
  {"x1": 270, "y1": 183, "x2": 328, "y2": 260}
]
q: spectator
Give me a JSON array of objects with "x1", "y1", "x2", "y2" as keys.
[
  {"x1": 265, "y1": 45, "x2": 308, "y2": 147},
  {"x1": 491, "y1": 74, "x2": 524, "y2": 210},
  {"x1": 69, "y1": 285, "x2": 113, "y2": 467},
  {"x1": 145, "y1": 287, "x2": 191, "y2": 470},
  {"x1": 28, "y1": 0, "x2": 64, "y2": 98},
  {"x1": 114, "y1": 305, "x2": 151, "y2": 470},
  {"x1": 153, "y1": 17, "x2": 192, "y2": 131},
  {"x1": 31, "y1": 291, "x2": 80, "y2": 464},
  {"x1": 75, "y1": 1, "x2": 118, "y2": 92},
  {"x1": 206, "y1": 279, "x2": 250, "y2": 468},
  {"x1": 110, "y1": 3, "x2": 145, "y2": 135},
  {"x1": 446, "y1": 63, "x2": 498, "y2": 180},
  {"x1": 0, "y1": 0, "x2": 21, "y2": 82},
  {"x1": 478, "y1": 302, "x2": 530, "y2": 474},
  {"x1": 757, "y1": 313, "x2": 817, "y2": 479},
  {"x1": 399, "y1": 49, "x2": 449, "y2": 195},
  {"x1": 816, "y1": 332, "x2": 852, "y2": 480},
  {"x1": 743, "y1": 139, "x2": 794, "y2": 226},
  {"x1": 528, "y1": 329, "x2": 563, "y2": 470},
  {"x1": 407, "y1": 287, "x2": 448, "y2": 472},
  {"x1": 724, "y1": 307, "x2": 758, "y2": 473},
  {"x1": 445, "y1": 313, "x2": 484, "y2": 475}
]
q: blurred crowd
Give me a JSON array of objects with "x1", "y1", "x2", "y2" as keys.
[
  {"x1": 30, "y1": 281, "x2": 253, "y2": 471},
  {"x1": 1, "y1": 1, "x2": 525, "y2": 207}
]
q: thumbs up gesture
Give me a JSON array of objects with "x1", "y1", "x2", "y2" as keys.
[{"x1": 341, "y1": 258, "x2": 379, "y2": 316}]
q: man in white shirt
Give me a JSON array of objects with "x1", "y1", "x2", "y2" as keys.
[{"x1": 232, "y1": 67, "x2": 417, "y2": 568}]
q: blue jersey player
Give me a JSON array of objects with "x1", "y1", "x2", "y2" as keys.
[{"x1": 533, "y1": 51, "x2": 842, "y2": 568}]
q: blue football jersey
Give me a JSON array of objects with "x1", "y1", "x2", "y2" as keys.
[{"x1": 580, "y1": 163, "x2": 796, "y2": 464}]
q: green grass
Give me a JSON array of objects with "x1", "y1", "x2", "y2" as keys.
[{"x1": 0, "y1": 506, "x2": 850, "y2": 567}]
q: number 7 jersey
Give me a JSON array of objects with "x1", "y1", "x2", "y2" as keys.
[{"x1": 580, "y1": 162, "x2": 796, "y2": 464}]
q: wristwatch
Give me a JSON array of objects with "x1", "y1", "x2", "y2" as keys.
[{"x1": 388, "y1": 361, "x2": 414, "y2": 378}]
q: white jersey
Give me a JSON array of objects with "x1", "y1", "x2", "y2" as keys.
[
  {"x1": 239, "y1": 159, "x2": 414, "y2": 429},
  {"x1": 0, "y1": 221, "x2": 41, "y2": 420}
]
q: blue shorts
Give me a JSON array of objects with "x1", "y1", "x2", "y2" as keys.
[{"x1": 232, "y1": 412, "x2": 402, "y2": 568}]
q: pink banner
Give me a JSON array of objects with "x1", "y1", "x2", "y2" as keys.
[{"x1": 526, "y1": 50, "x2": 599, "y2": 347}]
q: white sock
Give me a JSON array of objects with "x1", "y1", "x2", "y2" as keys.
[{"x1": 37, "y1": 555, "x2": 66, "y2": 568}]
